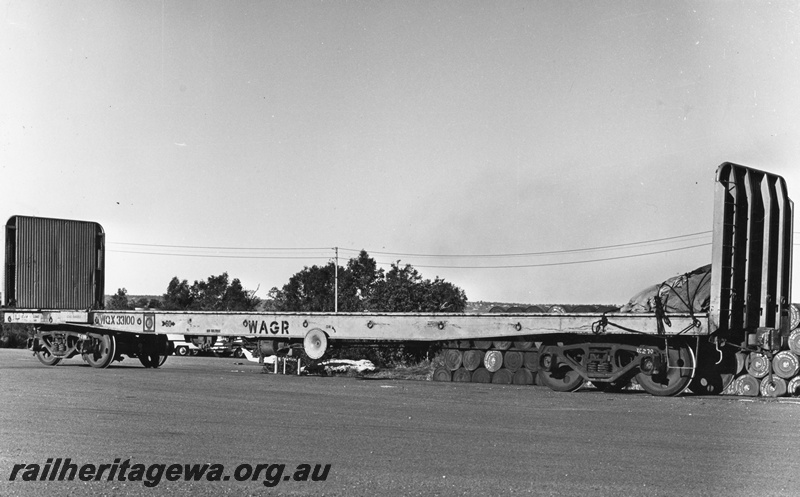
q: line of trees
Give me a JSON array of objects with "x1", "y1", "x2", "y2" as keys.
[
  {"x1": 107, "y1": 251, "x2": 467, "y2": 315},
  {"x1": 106, "y1": 273, "x2": 260, "y2": 312}
]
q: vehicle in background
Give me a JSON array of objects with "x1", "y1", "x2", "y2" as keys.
[
  {"x1": 208, "y1": 337, "x2": 247, "y2": 358},
  {"x1": 167, "y1": 335, "x2": 249, "y2": 358},
  {"x1": 166, "y1": 335, "x2": 200, "y2": 356}
]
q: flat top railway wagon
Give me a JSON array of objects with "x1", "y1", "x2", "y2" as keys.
[{"x1": 2, "y1": 163, "x2": 796, "y2": 397}]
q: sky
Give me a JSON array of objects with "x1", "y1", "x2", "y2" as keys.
[{"x1": 2, "y1": 0, "x2": 799, "y2": 306}]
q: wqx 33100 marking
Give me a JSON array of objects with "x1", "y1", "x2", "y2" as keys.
[
  {"x1": 242, "y1": 320, "x2": 290, "y2": 335},
  {"x1": 95, "y1": 314, "x2": 141, "y2": 327}
]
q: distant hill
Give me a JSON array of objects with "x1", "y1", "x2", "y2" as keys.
[{"x1": 465, "y1": 301, "x2": 621, "y2": 314}]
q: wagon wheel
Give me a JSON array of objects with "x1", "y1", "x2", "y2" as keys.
[
  {"x1": 635, "y1": 342, "x2": 694, "y2": 396},
  {"x1": 537, "y1": 344, "x2": 584, "y2": 392},
  {"x1": 138, "y1": 354, "x2": 154, "y2": 368},
  {"x1": 35, "y1": 349, "x2": 62, "y2": 366},
  {"x1": 760, "y1": 376, "x2": 787, "y2": 397},
  {"x1": 82, "y1": 334, "x2": 117, "y2": 369},
  {"x1": 138, "y1": 352, "x2": 165, "y2": 368},
  {"x1": 138, "y1": 336, "x2": 168, "y2": 368}
]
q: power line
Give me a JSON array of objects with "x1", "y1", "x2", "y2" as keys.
[
  {"x1": 339, "y1": 231, "x2": 712, "y2": 258},
  {"x1": 109, "y1": 230, "x2": 712, "y2": 259},
  {"x1": 108, "y1": 241, "x2": 331, "y2": 251},
  {"x1": 107, "y1": 249, "x2": 331, "y2": 261},
  {"x1": 388, "y1": 243, "x2": 711, "y2": 269},
  {"x1": 104, "y1": 229, "x2": 800, "y2": 267}
]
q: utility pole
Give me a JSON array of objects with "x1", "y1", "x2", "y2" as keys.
[{"x1": 334, "y1": 246, "x2": 338, "y2": 313}]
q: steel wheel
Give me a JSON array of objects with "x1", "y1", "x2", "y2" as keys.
[
  {"x1": 35, "y1": 349, "x2": 61, "y2": 366},
  {"x1": 483, "y1": 350, "x2": 503, "y2": 372},
  {"x1": 772, "y1": 351, "x2": 799, "y2": 379},
  {"x1": 738, "y1": 375, "x2": 760, "y2": 396},
  {"x1": 745, "y1": 352, "x2": 770, "y2": 378},
  {"x1": 138, "y1": 336, "x2": 168, "y2": 368},
  {"x1": 760, "y1": 376, "x2": 787, "y2": 397},
  {"x1": 138, "y1": 352, "x2": 164, "y2": 368},
  {"x1": 787, "y1": 377, "x2": 800, "y2": 396},
  {"x1": 82, "y1": 334, "x2": 117, "y2": 369},
  {"x1": 537, "y1": 345, "x2": 584, "y2": 392},
  {"x1": 635, "y1": 342, "x2": 694, "y2": 396}
]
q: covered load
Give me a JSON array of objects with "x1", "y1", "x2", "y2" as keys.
[{"x1": 619, "y1": 264, "x2": 711, "y2": 314}]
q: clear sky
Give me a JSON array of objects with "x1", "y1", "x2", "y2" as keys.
[{"x1": 2, "y1": 1, "x2": 799, "y2": 305}]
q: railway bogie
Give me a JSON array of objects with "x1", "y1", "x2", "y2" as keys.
[{"x1": 27, "y1": 328, "x2": 171, "y2": 369}]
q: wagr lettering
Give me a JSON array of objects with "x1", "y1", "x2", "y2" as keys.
[
  {"x1": 97, "y1": 315, "x2": 137, "y2": 327},
  {"x1": 243, "y1": 320, "x2": 290, "y2": 335}
]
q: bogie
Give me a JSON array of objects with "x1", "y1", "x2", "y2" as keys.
[{"x1": 434, "y1": 336, "x2": 703, "y2": 397}]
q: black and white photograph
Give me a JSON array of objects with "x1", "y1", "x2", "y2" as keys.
[{"x1": 1, "y1": 1, "x2": 799, "y2": 495}]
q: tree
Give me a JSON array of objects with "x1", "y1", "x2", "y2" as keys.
[
  {"x1": 277, "y1": 263, "x2": 340, "y2": 312},
  {"x1": 162, "y1": 273, "x2": 260, "y2": 311},
  {"x1": 107, "y1": 288, "x2": 131, "y2": 310},
  {"x1": 275, "y1": 252, "x2": 466, "y2": 313},
  {"x1": 163, "y1": 278, "x2": 192, "y2": 310},
  {"x1": 347, "y1": 250, "x2": 382, "y2": 303},
  {"x1": 366, "y1": 263, "x2": 467, "y2": 312},
  {"x1": 262, "y1": 287, "x2": 284, "y2": 311}
]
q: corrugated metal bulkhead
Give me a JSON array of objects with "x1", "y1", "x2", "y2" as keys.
[
  {"x1": 4, "y1": 216, "x2": 105, "y2": 309},
  {"x1": 710, "y1": 163, "x2": 794, "y2": 340}
]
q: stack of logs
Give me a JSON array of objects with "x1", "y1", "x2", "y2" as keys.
[{"x1": 432, "y1": 340, "x2": 540, "y2": 386}]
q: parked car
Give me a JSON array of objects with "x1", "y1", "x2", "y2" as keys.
[{"x1": 166, "y1": 334, "x2": 201, "y2": 356}]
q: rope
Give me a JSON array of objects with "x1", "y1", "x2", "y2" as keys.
[{"x1": 592, "y1": 314, "x2": 657, "y2": 336}]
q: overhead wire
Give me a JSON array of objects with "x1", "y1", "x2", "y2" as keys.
[
  {"x1": 338, "y1": 231, "x2": 712, "y2": 258},
  {"x1": 106, "y1": 230, "x2": 714, "y2": 268},
  {"x1": 393, "y1": 243, "x2": 710, "y2": 269},
  {"x1": 107, "y1": 249, "x2": 332, "y2": 261}
]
